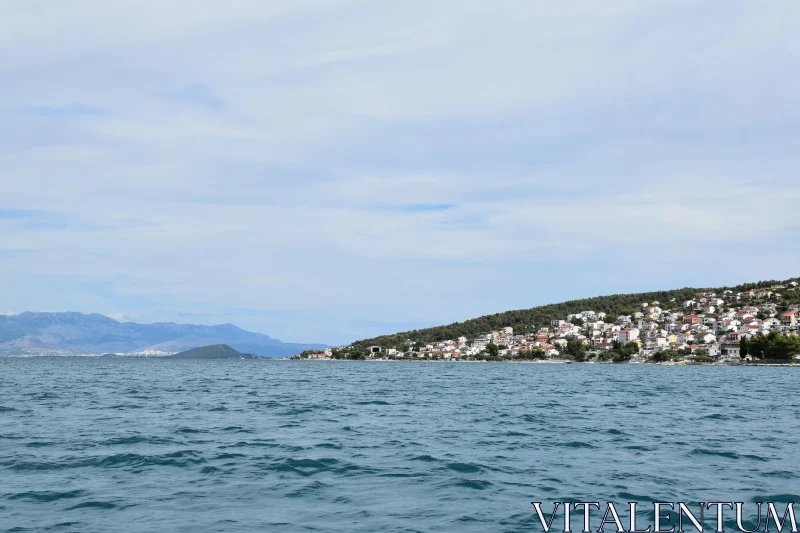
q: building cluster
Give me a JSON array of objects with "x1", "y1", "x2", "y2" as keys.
[{"x1": 297, "y1": 282, "x2": 800, "y2": 362}]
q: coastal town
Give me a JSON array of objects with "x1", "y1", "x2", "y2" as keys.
[{"x1": 295, "y1": 282, "x2": 800, "y2": 363}]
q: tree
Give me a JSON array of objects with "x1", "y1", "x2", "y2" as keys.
[
  {"x1": 650, "y1": 349, "x2": 679, "y2": 362},
  {"x1": 518, "y1": 349, "x2": 546, "y2": 360},
  {"x1": 566, "y1": 338, "x2": 588, "y2": 360},
  {"x1": 740, "y1": 337, "x2": 748, "y2": 359},
  {"x1": 621, "y1": 342, "x2": 640, "y2": 357},
  {"x1": 747, "y1": 332, "x2": 800, "y2": 360},
  {"x1": 485, "y1": 342, "x2": 499, "y2": 358}
]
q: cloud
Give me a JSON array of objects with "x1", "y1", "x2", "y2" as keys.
[{"x1": 0, "y1": 1, "x2": 799, "y2": 344}]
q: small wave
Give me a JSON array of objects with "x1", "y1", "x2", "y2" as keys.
[
  {"x1": 314, "y1": 443, "x2": 342, "y2": 450},
  {"x1": 274, "y1": 458, "x2": 336, "y2": 476},
  {"x1": 91, "y1": 450, "x2": 206, "y2": 468},
  {"x1": 42, "y1": 522, "x2": 81, "y2": 530},
  {"x1": 108, "y1": 404, "x2": 143, "y2": 410},
  {"x1": 447, "y1": 462, "x2": 483, "y2": 474},
  {"x1": 0, "y1": 406, "x2": 17, "y2": 413},
  {"x1": 279, "y1": 407, "x2": 314, "y2": 416},
  {"x1": 617, "y1": 492, "x2": 659, "y2": 502},
  {"x1": 286, "y1": 481, "x2": 330, "y2": 498},
  {"x1": 220, "y1": 426, "x2": 254, "y2": 433},
  {"x1": 65, "y1": 501, "x2": 117, "y2": 510},
  {"x1": 624, "y1": 445, "x2": 655, "y2": 452},
  {"x1": 751, "y1": 493, "x2": 800, "y2": 503},
  {"x1": 355, "y1": 400, "x2": 390, "y2": 405},
  {"x1": 212, "y1": 453, "x2": 246, "y2": 460},
  {"x1": 453, "y1": 479, "x2": 493, "y2": 490},
  {"x1": 246, "y1": 400, "x2": 283, "y2": 408},
  {"x1": 761, "y1": 471, "x2": 796, "y2": 479},
  {"x1": 100, "y1": 436, "x2": 173, "y2": 446},
  {"x1": 559, "y1": 441, "x2": 597, "y2": 449},
  {"x1": 2, "y1": 451, "x2": 208, "y2": 471},
  {"x1": 30, "y1": 393, "x2": 59, "y2": 400},
  {"x1": 691, "y1": 448, "x2": 768, "y2": 461},
  {"x1": 411, "y1": 455, "x2": 439, "y2": 462},
  {"x1": 24, "y1": 441, "x2": 57, "y2": 448},
  {"x1": 8, "y1": 490, "x2": 86, "y2": 502},
  {"x1": 175, "y1": 427, "x2": 207, "y2": 434}
]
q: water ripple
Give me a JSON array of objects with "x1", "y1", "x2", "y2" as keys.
[{"x1": 1, "y1": 358, "x2": 797, "y2": 532}]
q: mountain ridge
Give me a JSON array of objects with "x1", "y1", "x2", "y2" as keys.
[{"x1": 0, "y1": 312, "x2": 325, "y2": 357}]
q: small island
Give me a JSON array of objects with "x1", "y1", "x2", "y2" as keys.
[{"x1": 168, "y1": 344, "x2": 260, "y2": 360}]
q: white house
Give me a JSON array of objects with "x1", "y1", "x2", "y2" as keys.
[
  {"x1": 619, "y1": 328, "x2": 640, "y2": 344},
  {"x1": 696, "y1": 332, "x2": 716, "y2": 344},
  {"x1": 761, "y1": 317, "x2": 780, "y2": 329}
]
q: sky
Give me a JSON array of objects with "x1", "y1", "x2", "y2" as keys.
[{"x1": 1, "y1": 1, "x2": 799, "y2": 345}]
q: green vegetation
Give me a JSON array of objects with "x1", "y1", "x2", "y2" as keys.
[
  {"x1": 330, "y1": 346, "x2": 370, "y2": 360},
  {"x1": 296, "y1": 349, "x2": 325, "y2": 358},
  {"x1": 649, "y1": 349, "x2": 680, "y2": 362},
  {"x1": 350, "y1": 278, "x2": 799, "y2": 350},
  {"x1": 596, "y1": 341, "x2": 640, "y2": 363},
  {"x1": 473, "y1": 348, "x2": 548, "y2": 362},
  {"x1": 743, "y1": 332, "x2": 800, "y2": 360}
]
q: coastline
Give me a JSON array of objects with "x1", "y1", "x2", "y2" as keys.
[{"x1": 283, "y1": 358, "x2": 799, "y2": 366}]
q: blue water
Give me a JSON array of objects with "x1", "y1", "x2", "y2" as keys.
[{"x1": 1, "y1": 359, "x2": 798, "y2": 532}]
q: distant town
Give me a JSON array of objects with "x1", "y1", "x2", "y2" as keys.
[{"x1": 294, "y1": 282, "x2": 800, "y2": 363}]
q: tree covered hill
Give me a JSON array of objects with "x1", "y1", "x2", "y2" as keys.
[
  {"x1": 350, "y1": 277, "x2": 800, "y2": 350},
  {"x1": 169, "y1": 344, "x2": 260, "y2": 359}
]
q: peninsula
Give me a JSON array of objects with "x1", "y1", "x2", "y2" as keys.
[{"x1": 294, "y1": 277, "x2": 800, "y2": 364}]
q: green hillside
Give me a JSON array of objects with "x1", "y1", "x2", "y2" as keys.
[{"x1": 350, "y1": 277, "x2": 800, "y2": 350}]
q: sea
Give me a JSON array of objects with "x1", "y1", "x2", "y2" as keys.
[{"x1": 1, "y1": 358, "x2": 798, "y2": 533}]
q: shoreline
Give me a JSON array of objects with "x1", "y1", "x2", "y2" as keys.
[{"x1": 286, "y1": 358, "x2": 799, "y2": 366}]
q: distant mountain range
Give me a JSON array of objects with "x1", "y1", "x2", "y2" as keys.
[{"x1": 0, "y1": 312, "x2": 325, "y2": 357}]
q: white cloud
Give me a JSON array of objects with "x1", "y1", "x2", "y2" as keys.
[{"x1": 1, "y1": 1, "x2": 799, "y2": 343}]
